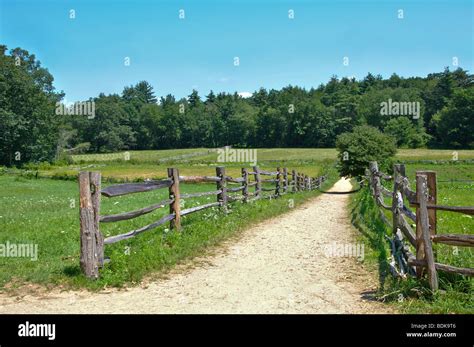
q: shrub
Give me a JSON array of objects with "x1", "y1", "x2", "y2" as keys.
[{"x1": 336, "y1": 125, "x2": 397, "y2": 177}]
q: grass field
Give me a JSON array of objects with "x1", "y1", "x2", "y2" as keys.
[
  {"x1": 0, "y1": 158, "x2": 337, "y2": 291},
  {"x1": 16, "y1": 148, "x2": 474, "y2": 182},
  {"x1": 71, "y1": 148, "x2": 339, "y2": 164},
  {"x1": 24, "y1": 148, "x2": 337, "y2": 180},
  {"x1": 70, "y1": 148, "x2": 474, "y2": 164},
  {"x1": 1, "y1": 147, "x2": 473, "y2": 305}
]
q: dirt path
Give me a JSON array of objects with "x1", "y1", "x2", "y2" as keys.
[{"x1": 0, "y1": 178, "x2": 392, "y2": 314}]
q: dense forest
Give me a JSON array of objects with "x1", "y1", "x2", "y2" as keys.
[{"x1": 1, "y1": 45, "x2": 473, "y2": 166}]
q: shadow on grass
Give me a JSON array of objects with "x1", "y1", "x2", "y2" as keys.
[
  {"x1": 350, "y1": 187, "x2": 391, "y2": 292},
  {"x1": 63, "y1": 265, "x2": 82, "y2": 277}
]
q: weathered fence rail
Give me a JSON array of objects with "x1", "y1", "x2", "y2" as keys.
[
  {"x1": 367, "y1": 161, "x2": 474, "y2": 291},
  {"x1": 79, "y1": 166, "x2": 326, "y2": 278}
]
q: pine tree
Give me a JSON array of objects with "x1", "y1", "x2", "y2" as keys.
[{"x1": 188, "y1": 89, "x2": 201, "y2": 107}]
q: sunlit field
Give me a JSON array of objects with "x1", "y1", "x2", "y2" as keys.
[
  {"x1": 14, "y1": 148, "x2": 474, "y2": 182},
  {"x1": 0, "y1": 157, "x2": 337, "y2": 290},
  {"x1": 1, "y1": 148, "x2": 472, "y2": 297}
]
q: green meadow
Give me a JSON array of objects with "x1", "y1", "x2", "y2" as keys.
[
  {"x1": 0, "y1": 150, "x2": 336, "y2": 291},
  {"x1": 1, "y1": 147, "x2": 473, "y2": 308},
  {"x1": 16, "y1": 147, "x2": 474, "y2": 182}
]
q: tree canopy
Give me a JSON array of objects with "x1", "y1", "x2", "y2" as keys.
[
  {"x1": 0, "y1": 45, "x2": 63, "y2": 165},
  {"x1": 1, "y1": 45, "x2": 473, "y2": 166}
]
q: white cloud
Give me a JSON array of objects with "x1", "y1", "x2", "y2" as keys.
[
  {"x1": 238, "y1": 91, "x2": 252, "y2": 98},
  {"x1": 62, "y1": 98, "x2": 75, "y2": 107}
]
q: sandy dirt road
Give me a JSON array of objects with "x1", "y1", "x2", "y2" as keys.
[{"x1": 0, "y1": 178, "x2": 392, "y2": 314}]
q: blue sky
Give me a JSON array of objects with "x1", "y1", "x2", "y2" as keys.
[{"x1": 1, "y1": 0, "x2": 473, "y2": 102}]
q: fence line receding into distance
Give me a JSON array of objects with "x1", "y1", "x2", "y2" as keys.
[{"x1": 79, "y1": 166, "x2": 326, "y2": 279}]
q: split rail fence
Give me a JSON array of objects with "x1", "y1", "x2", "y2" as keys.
[
  {"x1": 367, "y1": 161, "x2": 474, "y2": 291},
  {"x1": 79, "y1": 166, "x2": 326, "y2": 278}
]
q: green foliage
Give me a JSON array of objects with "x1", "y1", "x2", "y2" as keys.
[
  {"x1": 336, "y1": 125, "x2": 397, "y2": 177},
  {"x1": 0, "y1": 46, "x2": 63, "y2": 166},
  {"x1": 2, "y1": 44, "x2": 474, "y2": 168},
  {"x1": 357, "y1": 87, "x2": 425, "y2": 130},
  {"x1": 432, "y1": 88, "x2": 474, "y2": 148},
  {"x1": 122, "y1": 81, "x2": 157, "y2": 104},
  {"x1": 384, "y1": 117, "x2": 430, "y2": 148}
]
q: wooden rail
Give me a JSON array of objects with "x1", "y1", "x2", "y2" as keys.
[
  {"x1": 79, "y1": 166, "x2": 326, "y2": 279},
  {"x1": 367, "y1": 161, "x2": 474, "y2": 291}
]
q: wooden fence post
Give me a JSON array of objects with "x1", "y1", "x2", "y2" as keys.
[
  {"x1": 416, "y1": 174, "x2": 439, "y2": 291},
  {"x1": 417, "y1": 171, "x2": 437, "y2": 236},
  {"x1": 283, "y1": 168, "x2": 288, "y2": 193},
  {"x1": 216, "y1": 166, "x2": 228, "y2": 209},
  {"x1": 79, "y1": 171, "x2": 101, "y2": 279},
  {"x1": 168, "y1": 168, "x2": 181, "y2": 230},
  {"x1": 415, "y1": 170, "x2": 437, "y2": 277},
  {"x1": 391, "y1": 164, "x2": 406, "y2": 275},
  {"x1": 292, "y1": 170, "x2": 297, "y2": 192},
  {"x1": 90, "y1": 172, "x2": 103, "y2": 267},
  {"x1": 241, "y1": 168, "x2": 249, "y2": 202},
  {"x1": 253, "y1": 166, "x2": 261, "y2": 198},
  {"x1": 392, "y1": 164, "x2": 403, "y2": 237},
  {"x1": 369, "y1": 161, "x2": 380, "y2": 198},
  {"x1": 398, "y1": 164, "x2": 406, "y2": 177},
  {"x1": 275, "y1": 167, "x2": 281, "y2": 196}
]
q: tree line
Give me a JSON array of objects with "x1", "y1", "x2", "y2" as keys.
[{"x1": 1, "y1": 45, "x2": 473, "y2": 166}]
